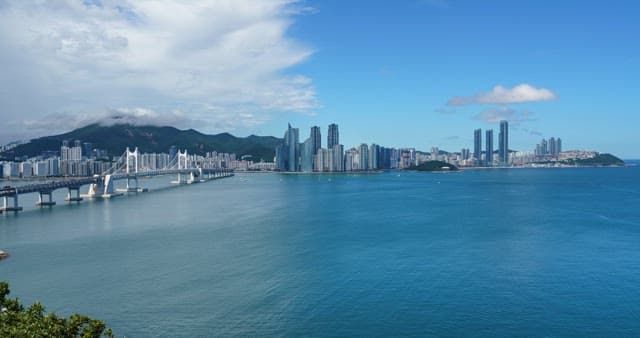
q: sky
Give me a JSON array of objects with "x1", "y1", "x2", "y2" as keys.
[{"x1": 0, "y1": 0, "x2": 639, "y2": 158}]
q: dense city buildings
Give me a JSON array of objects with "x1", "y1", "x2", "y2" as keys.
[
  {"x1": 535, "y1": 137, "x2": 563, "y2": 159},
  {"x1": 0, "y1": 119, "x2": 588, "y2": 179},
  {"x1": 1, "y1": 139, "x2": 251, "y2": 178}
]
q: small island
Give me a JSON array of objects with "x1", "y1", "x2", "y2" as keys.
[{"x1": 408, "y1": 160, "x2": 460, "y2": 172}]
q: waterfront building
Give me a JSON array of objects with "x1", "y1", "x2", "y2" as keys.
[
  {"x1": 20, "y1": 162, "x2": 32, "y2": 177},
  {"x1": 358, "y1": 144, "x2": 369, "y2": 171},
  {"x1": 275, "y1": 123, "x2": 300, "y2": 171},
  {"x1": 369, "y1": 144, "x2": 379, "y2": 170},
  {"x1": 485, "y1": 129, "x2": 494, "y2": 166},
  {"x1": 549, "y1": 137, "x2": 557, "y2": 156},
  {"x1": 33, "y1": 161, "x2": 49, "y2": 176},
  {"x1": 461, "y1": 148, "x2": 470, "y2": 160},
  {"x1": 328, "y1": 123, "x2": 339, "y2": 149},
  {"x1": 344, "y1": 149, "x2": 354, "y2": 171},
  {"x1": 301, "y1": 138, "x2": 314, "y2": 172},
  {"x1": 331, "y1": 144, "x2": 344, "y2": 172},
  {"x1": 3, "y1": 162, "x2": 19, "y2": 178},
  {"x1": 311, "y1": 126, "x2": 321, "y2": 155},
  {"x1": 474, "y1": 128, "x2": 482, "y2": 165},
  {"x1": 499, "y1": 120, "x2": 509, "y2": 165}
]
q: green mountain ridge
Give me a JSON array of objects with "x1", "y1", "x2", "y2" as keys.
[{"x1": 2, "y1": 124, "x2": 282, "y2": 162}]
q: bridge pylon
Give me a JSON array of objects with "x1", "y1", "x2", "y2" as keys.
[{"x1": 36, "y1": 190, "x2": 56, "y2": 207}]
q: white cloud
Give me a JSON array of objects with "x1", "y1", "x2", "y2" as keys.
[
  {"x1": 448, "y1": 83, "x2": 557, "y2": 106},
  {"x1": 472, "y1": 107, "x2": 536, "y2": 124},
  {"x1": 0, "y1": 0, "x2": 317, "y2": 142}
]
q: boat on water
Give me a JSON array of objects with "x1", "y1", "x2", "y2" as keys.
[{"x1": 0, "y1": 250, "x2": 9, "y2": 260}]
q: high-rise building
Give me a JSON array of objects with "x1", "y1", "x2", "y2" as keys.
[
  {"x1": 549, "y1": 137, "x2": 557, "y2": 156},
  {"x1": 300, "y1": 138, "x2": 314, "y2": 172},
  {"x1": 461, "y1": 148, "x2": 470, "y2": 160},
  {"x1": 359, "y1": 144, "x2": 369, "y2": 171},
  {"x1": 485, "y1": 129, "x2": 494, "y2": 166},
  {"x1": 332, "y1": 144, "x2": 344, "y2": 172},
  {"x1": 499, "y1": 120, "x2": 509, "y2": 165},
  {"x1": 169, "y1": 146, "x2": 177, "y2": 162},
  {"x1": 369, "y1": 144, "x2": 379, "y2": 170},
  {"x1": 310, "y1": 126, "x2": 321, "y2": 155},
  {"x1": 328, "y1": 123, "x2": 339, "y2": 149},
  {"x1": 83, "y1": 142, "x2": 93, "y2": 159},
  {"x1": 473, "y1": 128, "x2": 482, "y2": 164},
  {"x1": 287, "y1": 124, "x2": 300, "y2": 171},
  {"x1": 557, "y1": 138, "x2": 562, "y2": 154}
]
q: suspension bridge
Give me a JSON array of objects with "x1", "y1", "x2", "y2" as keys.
[{"x1": 1, "y1": 148, "x2": 233, "y2": 214}]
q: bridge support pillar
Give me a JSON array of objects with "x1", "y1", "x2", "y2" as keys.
[
  {"x1": 36, "y1": 191, "x2": 56, "y2": 207},
  {"x1": 124, "y1": 176, "x2": 139, "y2": 192},
  {"x1": 65, "y1": 187, "x2": 83, "y2": 203},
  {"x1": 1, "y1": 195, "x2": 22, "y2": 213}
]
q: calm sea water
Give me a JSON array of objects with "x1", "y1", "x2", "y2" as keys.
[{"x1": 2, "y1": 165, "x2": 640, "y2": 337}]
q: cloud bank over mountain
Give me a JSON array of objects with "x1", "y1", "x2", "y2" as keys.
[{"x1": 0, "y1": 0, "x2": 317, "y2": 143}]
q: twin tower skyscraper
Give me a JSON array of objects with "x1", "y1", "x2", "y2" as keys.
[{"x1": 276, "y1": 123, "x2": 341, "y2": 172}]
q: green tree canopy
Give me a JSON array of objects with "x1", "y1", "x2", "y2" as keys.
[{"x1": 0, "y1": 281, "x2": 114, "y2": 338}]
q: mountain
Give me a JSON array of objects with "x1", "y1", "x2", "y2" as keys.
[{"x1": 2, "y1": 124, "x2": 282, "y2": 162}]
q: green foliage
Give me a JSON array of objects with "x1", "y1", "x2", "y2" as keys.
[
  {"x1": 563, "y1": 153, "x2": 625, "y2": 166},
  {"x1": 0, "y1": 281, "x2": 114, "y2": 338},
  {"x1": 3, "y1": 123, "x2": 282, "y2": 162},
  {"x1": 408, "y1": 161, "x2": 459, "y2": 172}
]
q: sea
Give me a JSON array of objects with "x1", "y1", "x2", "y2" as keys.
[{"x1": 2, "y1": 163, "x2": 640, "y2": 337}]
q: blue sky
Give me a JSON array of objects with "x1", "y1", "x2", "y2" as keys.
[
  {"x1": 0, "y1": 1, "x2": 638, "y2": 157},
  {"x1": 263, "y1": 0, "x2": 640, "y2": 158}
]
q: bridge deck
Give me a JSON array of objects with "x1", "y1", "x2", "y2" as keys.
[{"x1": 1, "y1": 168, "x2": 232, "y2": 198}]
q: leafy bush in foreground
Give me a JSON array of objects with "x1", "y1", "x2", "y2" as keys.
[{"x1": 0, "y1": 281, "x2": 114, "y2": 338}]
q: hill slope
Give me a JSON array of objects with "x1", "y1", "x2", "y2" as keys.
[
  {"x1": 408, "y1": 161, "x2": 459, "y2": 172},
  {"x1": 3, "y1": 124, "x2": 282, "y2": 161}
]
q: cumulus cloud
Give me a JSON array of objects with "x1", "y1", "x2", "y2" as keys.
[
  {"x1": 472, "y1": 107, "x2": 536, "y2": 124},
  {"x1": 0, "y1": 0, "x2": 317, "y2": 143},
  {"x1": 447, "y1": 83, "x2": 557, "y2": 106}
]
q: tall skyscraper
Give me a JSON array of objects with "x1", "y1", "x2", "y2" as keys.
[
  {"x1": 328, "y1": 123, "x2": 339, "y2": 149},
  {"x1": 485, "y1": 129, "x2": 494, "y2": 166},
  {"x1": 549, "y1": 137, "x2": 557, "y2": 156},
  {"x1": 473, "y1": 128, "x2": 482, "y2": 164},
  {"x1": 334, "y1": 144, "x2": 344, "y2": 172},
  {"x1": 557, "y1": 138, "x2": 562, "y2": 153},
  {"x1": 300, "y1": 138, "x2": 314, "y2": 172},
  {"x1": 369, "y1": 144, "x2": 379, "y2": 170},
  {"x1": 285, "y1": 123, "x2": 299, "y2": 171},
  {"x1": 499, "y1": 120, "x2": 509, "y2": 165},
  {"x1": 310, "y1": 126, "x2": 321, "y2": 155},
  {"x1": 169, "y1": 146, "x2": 177, "y2": 162},
  {"x1": 359, "y1": 143, "x2": 369, "y2": 171},
  {"x1": 275, "y1": 123, "x2": 300, "y2": 171}
]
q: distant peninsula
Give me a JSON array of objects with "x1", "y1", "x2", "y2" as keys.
[
  {"x1": 561, "y1": 153, "x2": 625, "y2": 167},
  {"x1": 409, "y1": 161, "x2": 459, "y2": 172}
]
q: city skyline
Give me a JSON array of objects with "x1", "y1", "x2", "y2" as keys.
[{"x1": 0, "y1": 1, "x2": 638, "y2": 158}]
